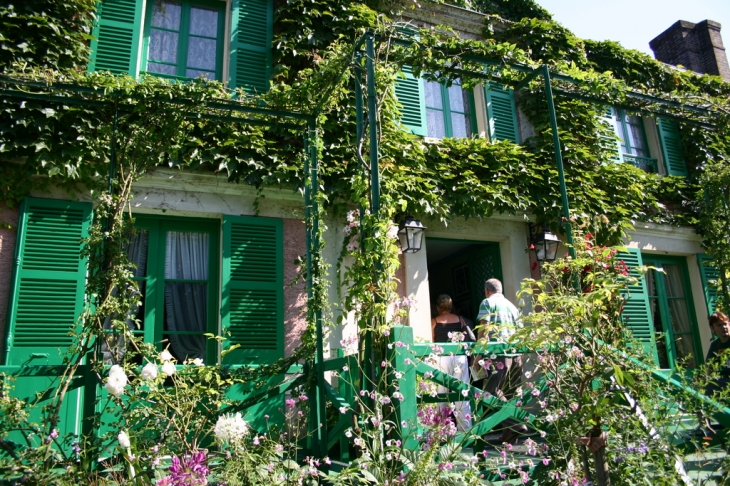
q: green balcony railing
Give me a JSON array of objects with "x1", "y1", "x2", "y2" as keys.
[{"x1": 623, "y1": 154, "x2": 658, "y2": 173}]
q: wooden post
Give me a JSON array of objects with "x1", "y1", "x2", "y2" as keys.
[{"x1": 389, "y1": 326, "x2": 418, "y2": 450}]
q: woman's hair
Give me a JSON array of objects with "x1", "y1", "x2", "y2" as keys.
[
  {"x1": 710, "y1": 312, "x2": 729, "y2": 327},
  {"x1": 436, "y1": 294, "x2": 453, "y2": 312}
]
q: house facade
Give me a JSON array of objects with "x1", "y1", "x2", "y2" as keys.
[{"x1": 0, "y1": 0, "x2": 727, "y2": 438}]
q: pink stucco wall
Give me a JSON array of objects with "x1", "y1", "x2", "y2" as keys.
[
  {"x1": 0, "y1": 204, "x2": 19, "y2": 360},
  {"x1": 283, "y1": 219, "x2": 307, "y2": 357}
]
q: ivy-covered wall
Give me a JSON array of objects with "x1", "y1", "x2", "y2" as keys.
[{"x1": 0, "y1": 0, "x2": 729, "y2": 307}]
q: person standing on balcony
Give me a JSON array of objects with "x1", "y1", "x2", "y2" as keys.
[
  {"x1": 476, "y1": 278, "x2": 526, "y2": 443},
  {"x1": 432, "y1": 294, "x2": 473, "y2": 430}
]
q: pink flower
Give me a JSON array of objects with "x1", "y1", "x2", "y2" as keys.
[
  {"x1": 285, "y1": 398, "x2": 296, "y2": 408},
  {"x1": 496, "y1": 361, "x2": 505, "y2": 370}
]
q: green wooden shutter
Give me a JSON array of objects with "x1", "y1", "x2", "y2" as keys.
[
  {"x1": 221, "y1": 215, "x2": 283, "y2": 364},
  {"x1": 484, "y1": 83, "x2": 519, "y2": 143},
  {"x1": 88, "y1": 0, "x2": 143, "y2": 75},
  {"x1": 5, "y1": 198, "x2": 92, "y2": 366},
  {"x1": 697, "y1": 254, "x2": 720, "y2": 316},
  {"x1": 599, "y1": 106, "x2": 623, "y2": 163},
  {"x1": 229, "y1": 0, "x2": 272, "y2": 94},
  {"x1": 657, "y1": 118, "x2": 688, "y2": 176},
  {"x1": 617, "y1": 248, "x2": 658, "y2": 365},
  {"x1": 394, "y1": 66, "x2": 427, "y2": 137}
]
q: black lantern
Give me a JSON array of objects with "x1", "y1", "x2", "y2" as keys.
[
  {"x1": 529, "y1": 223, "x2": 560, "y2": 262},
  {"x1": 398, "y1": 216, "x2": 426, "y2": 253}
]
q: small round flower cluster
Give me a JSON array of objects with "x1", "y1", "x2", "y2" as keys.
[{"x1": 213, "y1": 412, "x2": 249, "y2": 445}]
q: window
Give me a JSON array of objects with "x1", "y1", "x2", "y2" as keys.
[
  {"x1": 601, "y1": 107, "x2": 688, "y2": 176},
  {"x1": 125, "y1": 216, "x2": 221, "y2": 364},
  {"x1": 394, "y1": 74, "x2": 519, "y2": 143},
  {"x1": 618, "y1": 248, "x2": 702, "y2": 369},
  {"x1": 89, "y1": 0, "x2": 273, "y2": 93},
  {"x1": 643, "y1": 255, "x2": 702, "y2": 369},
  {"x1": 614, "y1": 108, "x2": 650, "y2": 158},
  {"x1": 424, "y1": 80, "x2": 473, "y2": 138},
  {"x1": 143, "y1": 0, "x2": 225, "y2": 80}
]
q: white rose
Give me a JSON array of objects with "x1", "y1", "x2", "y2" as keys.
[
  {"x1": 140, "y1": 362, "x2": 158, "y2": 381},
  {"x1": 160, "y1": 350, "x2": 173, "y2": 362},
  {"x1": 162, "y1": 361, "x2": 176, "y2": 376},
  {"x1": 105, "y1": 365, "x2": 128, "y2": 397},
  {"x1": 118, "y1": 430, "x2": 131, "y2": 448},
  {"x1": 191, "y1": 358, "x2": 204, "y2": 367}
]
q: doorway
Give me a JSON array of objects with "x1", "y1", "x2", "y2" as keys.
[{"x1": 426, "y1": 238, "x2": 503, "y2": 322}]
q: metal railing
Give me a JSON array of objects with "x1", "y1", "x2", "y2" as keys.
[{"x1": 623, "y1": 154, "x2": 658, "y2": 173}]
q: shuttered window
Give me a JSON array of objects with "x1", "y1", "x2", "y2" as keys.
[
  {"x1": 89, "y1": 0, "x2": 273, "y2": 91},
  {"x1": 221, "y1": 215, "x2": 283, "y2": 364},
  {"x1": 484, "y1": 83, "x2": 519, "y2": 143},
  {"x1": 89, "y1": 0, "x2": 145, "y2": 75},
  {"x1": 643, "y1": 255, "x2": 702, "y2": 368},
  {"x1": 125, "y1": 216, "x2": 220, "y2": 364},
  {"x1": 229, "y1": 0, "x2": 273, "y2": 94},
  {"x1": 617, "y1": 248, "x2": 658, "y2": 366},
  {"x1": 5, "y1": 197, "x2": 92, "y2": 365},
  {"x1": 657, "y1": 118, "x2": 689, "y2": 176},
  {"x1": 698, "y1": 254, "x2": 720, "y2": 317}
]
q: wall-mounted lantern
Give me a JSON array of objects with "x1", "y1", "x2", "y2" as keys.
[
  {"x1": 529, "y1": 222, "x2": 560, "y2": 262},
  {"x1": 398, "y1": 216, "x2": 426, "y2": 253}
]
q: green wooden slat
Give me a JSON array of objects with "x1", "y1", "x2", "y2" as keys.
[
  {"x1": 5, "y1": 198, "x2": 92, "y2": 365},
  {"x1": 394, "y1": 66, "x2": 428, "y2": 136},
  {"x1": 484, "y1": 83, "x2": 519, "y2": 143},
  {"x1": 698, "y1": 254, "x2": 720, "y2": 317},
  {"x1": 221, "y1": 215, "x2": 283, "y2": 364},
  {"x1": 617, "y1": 248, "x2": 659, "y2": 365},
  {"x1": 89, "y1": 0, "x2": 144, "y2": 75},
  {"x1": 599, "y1": 106, "x2": 623, "y2": 163},
  {"x1": 229, "y1": 0, "x2": 272, "y2": 94},
  {"x1": 657, "y1": 118, "x2": 688, "y2": 176}
]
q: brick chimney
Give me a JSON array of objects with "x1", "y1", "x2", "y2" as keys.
[{"x1": 649, "y1": 20, "x2": 730, "y2": 82}]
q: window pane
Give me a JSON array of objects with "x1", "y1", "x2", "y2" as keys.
[
  {"x1": 426, "y1": 108, "x2": 446, "y2": 138},
  {"x1": 165, "y1": 232, "x2": 209, "y2": 280},
  {"x1": 189, "y1": 6, "x2": 218, "y2": 37},
  {"x1": 674, "y1": 334, "x2": 696, "y2": 368},
  {"x1": 448, "y1": 84, "x2": 467, "y2": 112},
  {"x1": 451, "y1": 113, "x2": 471, "y2": 138},
  {"x1": 424, "y1": 81, "x2": 443, "y2": 109},
  {"x1": 627, "y1": 122, "x2": 648, "y2": 157},
  {"x1": 164, "y1": 282, "x2": 207, "y2": 362},
  {"x1": 152, "y1": 0, "x2": 182, "y2": 30},
  {"x1": 149, "y1": 29, "x2": 179, "y2": 64},
  {"x1": 187, "y1": 37, "x2": 217, "y2": 70},
  {"x1": 128, "y1": 230, "x2": 149, "y2": 278},
  {"x1": 147, "y1": 62, "x2": 178, "y2": 75}
]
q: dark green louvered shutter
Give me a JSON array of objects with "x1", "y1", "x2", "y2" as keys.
[
  {"x1": 5, "y1": 198, "x2": 92, "y2": 366},
  {"x1": 657, "y1": 118, "x2": 688, "y2": 176},
  {"x1": 221, "y1": 215, "x2": 283, "y2": 364},
  {"x1": 698, "y1": 254, "x2": 720, "y2": 316},
  {"x1": 88, "y1": 0, "x2": 143, "y2": 75},
  {"x1": 394, "y1": 66, "x2": 427, "y2": 137},
  {"x1": 617, "y1": 248, "x2": 658, "y2": 365},
  {"x1": 599, "y1": 106, "x2": 623, "y2": 163},
  {"x1": 229, "y1": 0, "x2": 272, "y2": 94},
  {"x1": 484, "y1": 83, "x2": 519, "y2": 143}
]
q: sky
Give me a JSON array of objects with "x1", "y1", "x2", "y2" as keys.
[{"x1": 534, "y1": 0, "x2": 730, "y2": 56}]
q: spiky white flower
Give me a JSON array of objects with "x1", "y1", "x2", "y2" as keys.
[
  {"x1": 140, "y1": 362, "x2": 158, "y2": 381},
  {"x1": 105, "y1": 365, "x2": 128, "y2": 397},
  {"x1": 214, "y1": 413, "x2": 249, "y2": 444}
]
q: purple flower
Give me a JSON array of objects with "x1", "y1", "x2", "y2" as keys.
[{"x1": 162, "y1": 451, "x2": 209, "y2": 485}]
